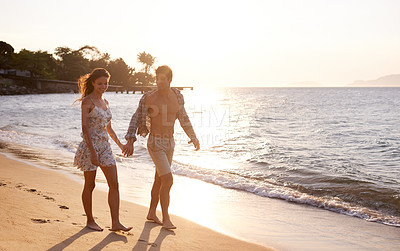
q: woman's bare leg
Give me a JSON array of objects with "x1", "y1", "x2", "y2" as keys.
[
  {"x1": 82, "y1": 170, "x2": 103, "y2": 231},
  {"x1": 100, "y1": 165, "x2": 132, "y2": 231}
]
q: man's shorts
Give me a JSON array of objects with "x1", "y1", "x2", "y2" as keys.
[{"x1": 147, "y1": 135, "x2": 175, "y2": 176}]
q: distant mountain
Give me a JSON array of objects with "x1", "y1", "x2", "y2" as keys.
[
  {"x1": 286, "y1": 81, "x2": 322, "y2": 87},
  {"x1": 350, "y1": 74, "x2": 400, "y2": 87}
]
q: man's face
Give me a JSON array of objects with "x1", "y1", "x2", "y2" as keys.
[{"x1": 156, "y1": 73, "x2": 171, "y2": 91}]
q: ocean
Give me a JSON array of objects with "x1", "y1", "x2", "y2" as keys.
[{"x1": 1, "y1": 87, "x2": 399, "y2": 250}]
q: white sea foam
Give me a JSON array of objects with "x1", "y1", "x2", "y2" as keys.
[{"x1": 172, "y1": 161, "x2": 400, "y2": 227}]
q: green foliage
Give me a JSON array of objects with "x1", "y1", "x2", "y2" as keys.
[
  {"x1": 137, "y1": 51, "x2": 156, "y2": 74},
  {"x1": 11, "y1": 49, "x2": 57, "y2": 79},
  {"x1": 0, "y1": 41, "x2": 15, "y2": 69},
  {"x1": 132, "y1": 72, "x2": 155, "y2": 86},
  {"x1": 1, "y1": 41, "x2": 158, "y2": 88},
  {"x1": 107, "y1": 58, "x2": 135, "y2": 88},
  {"x1": 54, "y1": 46, "x2": 90, "y2": 81},
  {"x1": 134, "y1": 51, "x2": 156, "y2": 86},
  {"x1": 90, "y1": 53, "x2": 110, "y2": 69}
]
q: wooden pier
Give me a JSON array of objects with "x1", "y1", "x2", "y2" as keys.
[
  {"x1": 114, "y1": 86, "x2": 193, "y2": 94},
  {"x1": 0, "y1": 74, "x2": 193, "y2": 94}
]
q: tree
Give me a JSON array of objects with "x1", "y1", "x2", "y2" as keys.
[
  {"x1": 0, "y1": 41, "x2": 14, "y2": 69},
  {"x1": 11, "y1": 49, "x2": 57, "y2": 78},
  {"x1": 78, "y1": 45, "x2": 102, "y2": 61},
  {"x1": 135, "y1": 51, "x2": 156, "y2": 86},
  {"x1": 137, "y1": 51, "x2": 155, "y2": 74},
  {"x1": 132, "y1": 72, "x2": 155, "y2": 86},
  {"x1": 107, "y1": 58, "x2": 135, "y2": 88},
  {"x1": 54, "y1": 46, "x2": 90, "y2": 81},
  {"x1": 90, "y1": 52, "x2": 110, "y2": 69}
]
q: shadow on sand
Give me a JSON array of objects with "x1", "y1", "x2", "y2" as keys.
[
  {"x1": 88, "y1": 232, "x2": 128, "y2": 250},
  {"x1": 47, "y1": 227, "x2": 128, "y2": 251},
  {"x1": 132, "y1": 221, "x2": 176, "y2": 251},
  {"x1": 47, "y1": 221, "x2": 175, "y2": 251},
  {"x1": 47, "y1": 227, "x2": 96, "y2": 251}
]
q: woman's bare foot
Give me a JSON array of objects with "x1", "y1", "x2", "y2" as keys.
[
  {"x1": 147, "y1": 213, "x2": 162, "y2": 225},
  {"x1": 162, "y1": 219, "x2": 176, "y2": 230},
  {"x1": 86, "y1": 221, "x2": 103, "y2": 231},
  {"x1": 110, "y1": 222, "x2": 133, "y2": 232}
]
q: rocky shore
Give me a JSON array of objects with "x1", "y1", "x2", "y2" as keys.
[{"x1": 0, "y1": 82, "x2": 40, "y2": 95}]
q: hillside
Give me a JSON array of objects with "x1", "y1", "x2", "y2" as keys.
[{"x1": 350, "y1": 74, "x2": 400, "y2": 87}]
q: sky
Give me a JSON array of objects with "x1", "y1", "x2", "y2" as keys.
[{"x1": 1, "y1": 0, "x2": 400, "y2": 87}]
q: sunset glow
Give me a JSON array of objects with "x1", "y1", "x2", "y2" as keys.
[{"x1": 1, "y1": 0, "x2": 399, "y2": 87}]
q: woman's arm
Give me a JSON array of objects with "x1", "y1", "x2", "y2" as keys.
[
  {"x1": 107, "y1": 121, "x2": 124, "y2": 150},
  {"x1": 103, "y1": 99, "x2": 124, "y2": 151},
  {"x1": 81, "y1": 98, "x2": 100, "y2": 166}
]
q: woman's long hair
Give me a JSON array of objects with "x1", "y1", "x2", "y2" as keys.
[{"x1": 76, "y1": 68, "x2": 110, "y2": 102}]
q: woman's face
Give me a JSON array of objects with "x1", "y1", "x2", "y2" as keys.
[{"x1": 92, "y1": 76, "x2": 109, "y2": 94}]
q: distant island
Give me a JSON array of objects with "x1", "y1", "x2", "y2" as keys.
[
  {"x1": 286, "y1": 74, "x2": 400, "y2": 88},
  {"x1": 349, "y1": 74, "x2": 400, "y2": 87}
]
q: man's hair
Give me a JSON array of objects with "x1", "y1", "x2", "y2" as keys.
[{"x1": 156, "y1": 65, "x2": 173, "y2": 81}]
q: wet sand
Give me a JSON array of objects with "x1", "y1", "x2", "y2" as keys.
[{"x1": 0, "y1": 153, "x2": 274, "y2": 251}]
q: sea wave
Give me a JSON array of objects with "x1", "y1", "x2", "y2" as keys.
[{"x1": 172, "y1": 161, "x2": 400, "y2": 227}]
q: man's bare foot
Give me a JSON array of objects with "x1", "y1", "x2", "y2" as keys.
[
  {"x1": 147, "y1": 213, "x2": 162, "y2": 225},
  {"x1": 86, "y1": 221, "x2": 103, "y2": 231},
  {"x1": 162, "y1": 219, "x2": 176, "y2": 230},
  {"x1": 110, "y1": 222, "x2": 133, "y2": 232}
]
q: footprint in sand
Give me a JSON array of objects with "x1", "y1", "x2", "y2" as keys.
[
  {"x1": 43, "y1": 195, "x2": 55, "y2": 201},
  {"x1": 20, "y1": 186, "x2": 57, "y2": 202},
  {"x1": 58, "y1": 205, "x2": 69, "y2": 209},
  {"x1": 31, "y1": 218, "x2": 50, "y2": 224},
  {"x1": 27, "y1": 188, "x2": 37, "y2": 192}
]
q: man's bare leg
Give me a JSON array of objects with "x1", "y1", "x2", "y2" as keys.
[
  {"x1": 82, "y1": 171, "x2": 103, "y2": 231},
  {"x1": 160, "y1": 173, "x2": 175, "y2": 229},
  {"x1": 147, "y1": 172, "x2": 162, "y2": 224}
]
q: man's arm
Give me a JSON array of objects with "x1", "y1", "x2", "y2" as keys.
[
  {"x1": 125, "y1": 109, "x2": 139, "y2": 143},
  {"x1": 122, "y1": 108, "x2": 139, "y2": 156},
  {"x1": 177, "y1": 101, "x2": 200, "y2": 151},
  {"x1": 123, "y1": 95, "x2": 146, "y2": 156}
]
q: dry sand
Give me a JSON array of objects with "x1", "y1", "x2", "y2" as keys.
[{"x1": 0, "y1": 154, "x2": 276, "y2": 251}]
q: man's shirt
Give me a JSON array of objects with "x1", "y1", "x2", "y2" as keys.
[{"x1": 125, "y1": 88, "x2": 198, "y2": 142}]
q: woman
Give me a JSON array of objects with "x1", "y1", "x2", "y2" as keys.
[{"x1": 74, "y1": 68, "x2": 131, "y2": 232}]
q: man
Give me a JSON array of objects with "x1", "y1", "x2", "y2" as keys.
[{"x1": 123, "y1": 65, "x2": 200, "y2": 229}]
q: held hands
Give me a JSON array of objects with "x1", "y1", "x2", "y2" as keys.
[
  {"x1": 122, "y1": 138, "x2": 198, "y2": 156},
  {"x1": 122, "y1": 142, "x2": 134, "y2": 157},
  {"x1": 188, "y1": 138, "x2": 200, "y2": 151}
]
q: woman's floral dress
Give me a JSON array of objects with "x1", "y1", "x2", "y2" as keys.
[{"x1": 74, "y1": 105, "x2": 116, "y2": 171}]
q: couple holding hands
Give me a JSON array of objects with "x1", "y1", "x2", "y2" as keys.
[{"x1": 73, "y1": 66, "x2": 200, "y2": 232}]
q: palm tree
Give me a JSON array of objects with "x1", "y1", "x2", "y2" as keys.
[{"x1": 137, "y1": 51, "x2": 155, "y2": 74}]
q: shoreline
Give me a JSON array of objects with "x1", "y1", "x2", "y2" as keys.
[
  {"x1": 0, "y1": 152, "x2": 275, "y2": 251},
  {"x1": 1, "y1": 141, "x2": 400, "y2": 250}
]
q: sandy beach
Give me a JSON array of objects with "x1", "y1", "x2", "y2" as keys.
[{"x1": 0, "y1": 153, "x2": 274, "y2": 251}]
